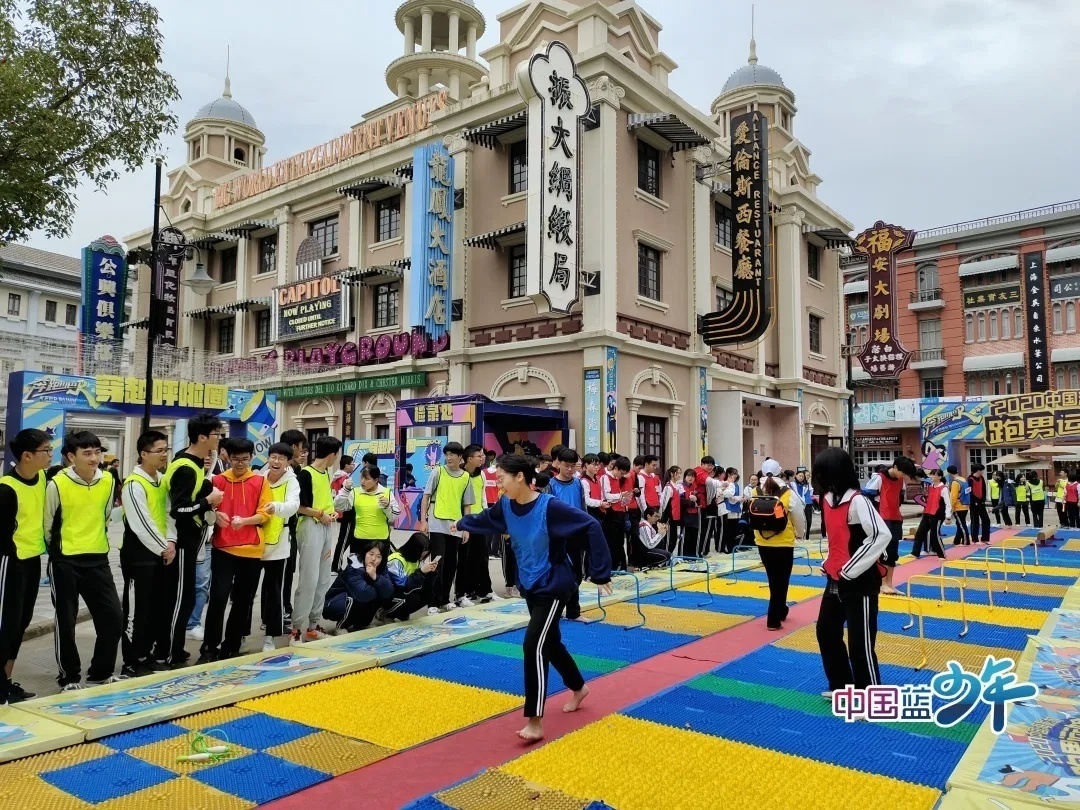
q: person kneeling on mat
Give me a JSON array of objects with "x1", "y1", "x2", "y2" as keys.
[
  {"x1": 323, "y1": 542, "x2": 393, "y2": 633},
  {"x1": 386, "y1": 532, "x2": 440, "y2": 621},
  {"x1": 634, "y1": 507, "x2": 672, "y2": 569}
]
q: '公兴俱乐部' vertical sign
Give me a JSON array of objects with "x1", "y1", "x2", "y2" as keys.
[
  {"x1": 700, "y1": 110, "x2": 771, "y2": 346},
  {"x1": 1023, "y1": 251, "x2": 1049, "y2": 392},
  {"x1": 854, "y1": 222, "x2": 916, "y2": 378},
  {"x1": 517, "y1": 40, "x2": 590, "y2": 316},
  {"x1": 81, "y1": 236, "x2": 128, "y2": 344},
  {"x1": 410, "y1": 143, "x2": 454, "y2": 341}
]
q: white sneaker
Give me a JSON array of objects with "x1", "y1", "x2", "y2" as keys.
[
  {"x1": 61, "y1": 683, "x2": 83, "y2": 692},
  {"x1": 487, "y1": 592, "x2": 505, "y2": 601},
  {"x1": 821, "y1": 691, "x2": 834, "y2": 702},
  {"x1": 186, "y1": 625, "x2": 205, "y2": 641},
  {"x1": 426, "y1": 607, "x2": 441, "y2": 616},
  {"x1": 442, "y1": 603, "x2": 457, "y2": 612},
  {"x1": 87, "y1": 676, "x2": 121, "y2": 686},
  {"x1": 457, "y1": 596, "x2": 476, "y2": 608},
  {"x1": 262, "y1": 636, "x2": 276, "y2": 653}
]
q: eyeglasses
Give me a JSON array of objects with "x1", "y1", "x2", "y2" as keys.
[{"x1": 36, "y1": 447, "x2": 53, "y2": 455}]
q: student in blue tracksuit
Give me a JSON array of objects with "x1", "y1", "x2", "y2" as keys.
[
  {"x1": 323, "y1": 541, "x2": 393, "y2": 632},
  {"x1": 544, "y1": 448, "x2": 588, "y2": 620},
  {"x1": 454, "y1": 454, "x2": 613, "y2": 743}
]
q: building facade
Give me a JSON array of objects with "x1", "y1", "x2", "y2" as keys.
[
  {"x1": 844, "y1": 199, "x2": 1080, "y2": 479},
  {"x1": 126, "y1": 0, "x2": 854, "y2": 472}
]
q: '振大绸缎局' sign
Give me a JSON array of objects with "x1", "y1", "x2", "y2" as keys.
[
  {"x1": 274, "y1": 372, "x2": 428, "y2": 400},
  {"x1": 274, "y1": 276, "x2": 349, "y2": 342}
]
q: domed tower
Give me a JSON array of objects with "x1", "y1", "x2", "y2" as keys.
[
  {"x1": 184, "y1": 69, "x2": 266, "y2": 181},
  {"x1": 711, "y1": 35, "x2": 796, "y2": 141},
  {"x1": 385, "y1": 0, "x2": 488, "y2": 102}
]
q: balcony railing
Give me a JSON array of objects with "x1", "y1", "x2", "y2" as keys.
[
  {"x1": 917, "y1": 199, "x2": 1080, "y2": 240},
  {"x1": 913, "y1": 348, "x2": 945, "y2": 362},
  {"x1": 910, "y1": 287, "x2": 944, "y2": 303}
]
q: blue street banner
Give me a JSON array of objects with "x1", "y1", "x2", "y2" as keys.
[
  {"x1": 81, "y1": 236, "x2": 127, "y2": 342},
  {"x1": 410, "y1": 143, "x2": 454, "y2": 340},
  {"x1": 583, "y1": 368, "x2": 602, "y2": 454}
]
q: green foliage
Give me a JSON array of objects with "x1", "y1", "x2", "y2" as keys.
[{"x1": 0, "y1": 0, "x2": 179, "y2": 243}]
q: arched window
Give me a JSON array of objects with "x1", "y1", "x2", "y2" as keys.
[
  {"x1": 1054, "y1": 303, "x2": 1063, "y2": 334},
  {"x1": 989, "y1": 311, "x2": 998, "y2": 340},
  {"x1": 1015, "y1": 309, "x2": 1023, "y2": 336},
  {"x1": 965, "y1": 314, "x2": 974, "y2": 343},
  {"x1": 233, "y1": 147, "x2": 246, "y2": 163},
  {"x1": 968, "y1": 376, "x2": 978, "y2": 396},
  {"x1": 977, "y1": 313, "x2": 986, "y2": 341},
  {"x1": 917, "y1": 263, "x2": 939, "y2": 294},
  {"x1": 1072, "y1": 366, "x2": 1079, "y2": 389},
  {"x1": 181, "y1": 200, "x2": 191, "y2": 214},
  {"x1": 1058, "y1": 368, "x2": 1066, "y2": 389},
  {"x1": 1001, "y1": 308, "x2": 1011, "y2": 339},
  {"x1": 1068, "y1": 302, "x2": 1077, "y2": 333},
  {"x1": 1005, "y1": 373, "x2": 1013, "y2": 395}
]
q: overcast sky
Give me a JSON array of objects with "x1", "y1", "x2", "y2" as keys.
[{"x1": 25, "y1": 0, "x2": 1080, "y2": 257}]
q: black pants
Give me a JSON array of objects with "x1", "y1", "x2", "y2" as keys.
[
  {"x1": 502, "y1": 538, "x2": 518, "y2": 592},
  {"x1": 428, "y1": 532, "x2": 460, "y2": 608},
  {"x1": 564, "y1": 534, "x2": 586, "y2": 620},
  {"x1": 387, "y1": 576, "x2": 435, "y2": 621},
  {"x1": 1068, "y1": 503, "x2": 1080, "y2": 528},
  {"x1": 333, "y1": 510, "x2": 356, "y2": 571},
  {"x1": 50, "y1": 558, "x2": 123, "y2": 686},
  {"x1": 156, "y1": 543, "x2": 198, "y2": 665},
  {"x1": 260, "y1": 558, "x2": 287, "y2": 637},
  {"x1": 1015, "y1": 503, "x2": 1030, "y2": 526},
  {"x1": 0, "y1": 556, "x2": 40, "y2": 697},
  {"x1": 1057, "y1": 502, "x2": 1066, "y2": 527},
  {"x1": 665, "y1": 520, "x2": 682, "y2": 554},
  {"x1": 602, "y1": 515, "x2": 629, "y2": 570},
  {"x1": 121, "y1": 560, "x2": 166, "y2": 667},
  {"x1": 283, "y1": 530, "x2": 297, "y2": 622},
  {"x1": 630, "y1": 535, "x2": 671, "y2": 570},
  {"x1": 994, "y1": 500, "x2": 1013, "y2": 526},
  {"x1": 1032, "y1": 500, "x2": 1045, "y2": 529},
  {"x1": 803, "y1": 505, "x2": 814, "y2": 539},
  {"x1": 952, "y1": 510, "x2": 970, "y2": 545},
  {"x1": 702, "y1": 507, "x2": 719, "y2": 554},
  {"x1": 523, "y1": 592, "x2": 585, "y2": 718},
  {"x1": 457, "y1": 533, "x2": 492, "y2": 599},
  {"x1": 912, "y1": 514, "x2": 945, "y2": 558},
  {"x1": 969, "y1": 502, "x2": 992, "y2": 543},
  {"x1": 202, "y1": 550, "x2": 262, "y2": 657},
  {"x1": 884, "y1": 520, "x2": 902, "y2": 567},
  {"x1": 325, "y1": 595, "x2": 379, "y2": 632},
  {"x1": 758, "y1": 546, "x2": 793, "y2": 629},
  {"x1": 681, "y1": 523, "x2": 700, "y2": 559},
  {"x1": 816, "y1": 583, "x2": 881, "y2": 691}
]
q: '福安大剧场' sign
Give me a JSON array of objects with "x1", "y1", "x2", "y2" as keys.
[
  {"x1": 274, "y1": 275, "x2": 349, "y2": 342},
  {"x1": 274, "y1": 372, "x2": 428, "y2": 400}
]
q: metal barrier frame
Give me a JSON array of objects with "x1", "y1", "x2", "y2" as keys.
[
  {"x1": 728, "y1": 545, "x2": 760, "y2": 582},
  {"x1": 940, "y1": 559, "x2": 994, "y2": 610},
  {"x1": 591, "y1": 570, "x2": 646, "y2": 630},
  {"x1": 982, "y1": 545, "x2": 1027, "y2": 579},
  {"x1": 997, "y1": 537, "x2": 1040, "y2": 567},
  {"x1": 663, "y1": 556, "x2": 714, "y2": 606},
  {"x1": 898, "y1": 596, "x2": 929, "y2": 670},
  {"x1": 905, "y1": 573, "x2": 969, "y2": 637}
]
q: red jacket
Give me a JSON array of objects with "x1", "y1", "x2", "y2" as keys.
[
  {"x1": 211, "y1": 470, "x2": 266, "y2": 548},
  {"x1": 693, "y1": 467, "x2": 712, "y2": 510}
]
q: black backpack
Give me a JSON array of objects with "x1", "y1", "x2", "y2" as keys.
[{"x1": 747, "y1": 486, "x2": 791, "y2": 537}]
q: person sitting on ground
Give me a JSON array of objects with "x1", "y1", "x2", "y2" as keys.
[
  {"x1": 323, "y1": 541, "x2": 394, "y2": 633},
  {"x1": 386, "y1": 532, "x2": 440, "y2": 621},
  {"x1": 635, "y1": 506, "x2": 672, "y2": 569}
]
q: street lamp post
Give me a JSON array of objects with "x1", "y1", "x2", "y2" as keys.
[
  {"x1": 141, "y1": 158, "x2": 164, "y2": 435},
  {"x1": 845, "y1": 331, "x2": 856, "y2": 455}
]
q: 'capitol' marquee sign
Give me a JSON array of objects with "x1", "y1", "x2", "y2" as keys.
[
  {"x1": 273, "y1": 275, "x2": 350, "y2": 342},
  {"x1": 215, "y1": 90, "x2": 449, "y2": 208}
]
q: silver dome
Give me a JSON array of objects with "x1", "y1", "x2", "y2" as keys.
[
  {"x1": 189, "y1": 76, "x2": 259, "y2": 131},
  {"x1": 720, "y1": 38, "x2": 786, "y2": 95}
]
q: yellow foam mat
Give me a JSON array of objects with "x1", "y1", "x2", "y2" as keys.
[
  {"x1": 0, "y1": 704, "x2": 86, "y2": 764},
  {"x1": 173, "y1": 705, "x2": 256, "y2": 731},
  {"x1": 1063, "y1": 538, "x2": 1080, "y2": 551},
  {"x1": 0, "y1": 765, "x2": 91, "y2": 808},
  {"x1": 946, "y1": 559, "x2": 1078, "y2": 578},
  {"x1": 878, "y1": 594, "x2": 1049, "y2": 628},
  {"x1": 240, "y1": 669, "x2": 521, "y2": 750},
  {"x1": 774, "y1": 625, "x2": 1016, "y2": 674},
  {"x1": 931, "y1": 577, "x2": 1070, "y2": 597},
  {"x1": 503, "y1": 714, "x2": 940, "y2": 810},
  {"x1": 578, "y1": 601, "x2": 750, "y2": 635},
  {"x1": 266, "y1": 730, "x2": 392, "y2": 776},
  {"x1": 684, "y1": 578, "x2": 823, "y2": 601},
  {"x1": 97, "y1": 776, "x2": 253, "y2": 810},
  {"x1": 438, "y1": 768, "x2": 591, "y2": 810}
]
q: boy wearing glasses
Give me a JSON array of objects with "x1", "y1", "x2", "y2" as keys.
[{"x1": 0, "y1": 429, "x2": 53, "y2": 703}]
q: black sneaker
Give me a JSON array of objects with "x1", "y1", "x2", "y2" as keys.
[
  {"x1": 7, "y1": 682, "x2": 35, "y2": 703},
  {"x1": 120, "y1": 664, "x2": 145, "y2": 679}
]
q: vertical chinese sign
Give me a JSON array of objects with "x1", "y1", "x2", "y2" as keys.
[
  {"x1": 699, "y1": 367, "x2": 709, "y2": 457},
  {"x1": 342, "y1": 394, "x2": 356, "y2": 440},
  {"x1": 157, "y1": 226, "x2": 187, "y2": 346},
  {"x1": 517, "y1": 40, "x2": 591, "y2": 315},
  {"x1": 854, "y1": 222, "x2": 916, "y2": 378},
  {"x1": 583, "y1": 368, "x2": 602, "y2": 455},
  {"x1": 604, "y1": 346, "x2": 618, "y2": 453},
  {"x1": 700, "y1": 110, "x2": 771, "y2": 346},
  {"x1": 1023, "y1": 251, "x2": 1049, "y2": 392},
  {"x1": 81, "y1": 236, "x2": 128, "y2": 362},
  {"x1": 410, "y1": 143, "x2": 454, "y2": 341}
]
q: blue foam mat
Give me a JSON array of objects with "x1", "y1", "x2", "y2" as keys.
[
  {"x1": 191, "y1": 751, "x2": 329, "y2": 805},
  {"x1": 926, "y1": 566, "x2": 1077, "y2": 586},
  {"x1": 641, "y1": 590, "x2": 774, "y2": 616},
  {"x1": 41, "y1": 751, "x2": 176, "y2": 804},
  {"x1": 100, "y1": 721, "x2": 186, "y2": 750},
  {"x1": 401, "y1": 798, "x2": 456, "y2": 810},
  {"x1": 210, "y1": 712, "x2": 320, "y2": 750},
  {"x1": 493, "y1": 621, "x2": 699, "y2": 664},
  {"x1": 877, "y1": 611, "x2": 1034, "y2": 650},
  {"x1": 625, "y1": 686, "x2": 964, "y2": 789},
  {"x1": 902, "y1": 582, "x2": 1063, "y2": 612}
]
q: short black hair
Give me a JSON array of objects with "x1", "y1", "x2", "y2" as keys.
[
  {"x1": 361, "y1": 453, "x2": 378, "y2": 466},
  {"x1": 62, "y1": 430, "x2": 102, "y2": 458},
  {"x1": 643, "y1": 506, "x2": 660, "y2": 519},
  {"x1": 463, "y1": 444, "x2": 484, "y2": 459},
  {"x1": 597, "y1": 452, "x2": 611, "y2": 465},
  {"x1": 405, "y1": 463, "x2": 414, "y2": 471},
  {"x1": 582, "y1": 454, "x2": 599, "y2": 465},
  {"x1": 314, "y1": 436, "x2": 342, "y2": 459},
  {"x1": 971, "y1": 463, "x2": 985, "y2": 473},
  {"x1": 632, "y1": 455, "x2": 645, "y2": 467},
  {"x1": 614, "y1": 456, "x2": 631, "y2": 473},
  {"x1": 9, "y1": 428, "x2": 50, "y2": 460},
  {"x1": 219, "y1": 437, "x2": 235, "y2": 457},
  {"x1": 893, "y1": 456, "x2": 919, "y2": 478},
  {"x1": 643, "y1": 454, "x2": 659, "y2": 465},
  {"x1": 229, "y1": 438, "x2": 255, "y2": 456},
  {"x1": 280, "y1": 429, "x2": 306, "y2": 449},
  {"x1": 443, "y1": 442, "x2": 465, "y2": 456},
  {"x1": 340, "y1": 455, "x2": 354, "y2": 467},
  {"x1": 550, "y1": 444, "x2": 567, "y2": 459},
  {"x1": 811, "y1": 447, "x2": 860, "y2": 501},
  {"x1": 537, "y1": 454, "x2": 552, "y2": 463},
  {"x1": 946, "y1": 465, "x2": 958, "y2": 475},
  {"x1": 136, "y1": 430, "x2": 168, "y2": 455},
  {"x1": 267, "y1": 442, "x2": 294, "y2": 460},
  {"x1": 726, "y1": 467, "x2": 739, "y2": 477},
  {"x1": 497, "y1": 453, "x2": 537, "y2": 485},
  {"x1": 188, "y1": 413, "x2": 223, "y2": 445},
  {"x1": 701, "y1": 456, "x2": 715, "y2": 466},
  {"x1": 557, "y1": 448, "x2": 580, "y2": 465},
  {"x1": 535, "y1": 471, "x2": 551, "y2": 489},
  {"x1": 359, "y1": 464, "x2": 381, "y2": 481}
]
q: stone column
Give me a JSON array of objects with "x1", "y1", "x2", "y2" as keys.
[
  {"x1": 418, "y1": 68, "x2": 430, "y2": 97},
  {"x1": 466, "y1": 24, "x2": 477, "y2": 59},
  {"x1": 363, "y1": 414, "x2": 374, "y2": 439},
  {"x1": 448, "y1": 11, "x2": 459, "y2": 53},
  {"x1": 274, "y1": 205, "x2": 292, "y2": 286},
  {"x1": 627, "y1": 398, "x2": 641, "y2": 454},
  {"x1": 690, "y1": 145, "x2": 713, "y2": 353},
  {"x1": 397, "y1": 77, "x2": 410, "y2": 98},
  {"x1": 776, "y1": 206, "x2": 806, "y2": 382},
  {"x1": 234, "y1": 237, "x2": 249, "y2": 356},
  {"x1": 449, "y1": 70, "x2": 460, "y2": 101},
  {"x1": 421, "y1": 7, "x2": 433, "y2": 52},
  {"x1": 671, "y1": 406, "x2": 682, "y2": 463},
  {"x1": 403, "y1": 16, "x2": 415, "y2": 55}
]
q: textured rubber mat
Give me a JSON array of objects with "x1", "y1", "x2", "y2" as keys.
[
  {"x1": 92, "y1": 776, "x2": 253, "y2": 809},
  {"x1": 437, "y1": 767, "x2": 593, "y2": 810},
  {"x1": 189, "y1": 751, "x2": 328, "y2": 806},
  {"x1": 40, "y1": 751, "x2": 178, "y2": 804},
  {"x1": 640, "y1": 589, "x2": 775, "y2": 617},
  {"x1": 240, "y1": 669, "x2": 521, "y2": 750},
  {"x1": 897, "y1": 581, "x2": 1063, "y2": 611},
  {"x1": 266, "y1": 731, "x2": 391, "y2": 777},
  {"x1": 943, "y1": 559, "x2": 1079, "y2": 578},
  {"x1": 878, "y1": 592, "x2": 1049, "y2": 629},
  {"x1": 502, "y1": 714, "x2": 940, "y2": 810},
  {"x1": 927, "y1": 565, "x2": 1077, "y2": 586},
  {"x1": 576, "y1": 601, "x2": 751, "y2": 635},
  {"x1": 625, "y1": 685, "x2": 964, "y2": 788},
  {"x1": 684, "y1": 578, "x2": 822, "y2": 602},
  {"x1": 461, "y1": 638, "x2": 623, "y2": 674},
  {"x1": 875, "y1": 610, "x2": 1034, "y2": 650},
  {"x1": 494, "y1": 622, "x2": 698, "y2": 666},
  {"x1": 174, "y1": 705, "x2": 257, "y2": 731},
  {"x1": 403, "y1": 797, "x2": 456, "y2": 810}
]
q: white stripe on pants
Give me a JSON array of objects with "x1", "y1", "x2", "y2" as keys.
[{"x1": 292, "y1": 519, "x2": 335, "y2": 633}]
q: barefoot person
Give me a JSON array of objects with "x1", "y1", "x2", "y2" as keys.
[
  {"x1": 862, "y1": 456, "x2": 919, "y2": 594},
  {"x1": 452, "y1": 454, "x2": 612, "y2": 742}
]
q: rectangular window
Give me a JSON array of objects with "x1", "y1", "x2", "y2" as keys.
[
  {"x1": 637, "y1": 141, "x2": 660, "y2": 198},
  {"x1": 374, "y1": 284, "x2": 399, "y2": 329},
  {"x1": 44, "y1": 300, "x2": 57, "y2": 322},
  {"x1": 716, "y1": 286, "x2": 734, "y2": 311},
  {"x1": 918, "y1": 318, "x2": 942, "y2": 350},
  {"x1": 41, "y1": 364, "x2": 53, "y2": 373},
  {"x1": 375, "y1": 424, "x2": 390, "y2": 441},
  {"x1": 65, "y1": 303, "x2": 77, "y2": 326},
  {"x1": 255, "y1": 309, "x2": 272, "y2": 348},
  {"x1": 307, "y1": 428, "x2": 329, "y2": 447},
  {"x1": 922, "y1": 376, "x2": 944, "y2": 398},
  {"x1": 508, "y1": 244, "x2": 528, "y2": 299},
  {"x1": 219, "y1": 247, "x2": 238, "y2": 284},
  {"x1": 808, "y1": 314, "x2": 823, "y2": 354},
  {"x1": 637, "y1": 243, "x2": 661, "y2": 301},
  {"x1": 62, "y1": 366, "x2": 73, "y2": 375},
  {"x1": 217, "y1": 317, "x2": 235, "y2": 354},
  {"x1": 509, "y1": 139, "x2": 528, "y2": 194},
  {"x1": 310, "y1": 216, "x2": 339, "y2": 258},
  {"x1": 375, "y1": 198, "x2": 401, "y2": 242},
  {"x1": 636, "y1": 416, "x2": 666, "y2": 462},
  {"x1": 807, "y1": 244, "x2": 820, "y2": 282},
  {"x1": 258, "y1": 234, "x2": 277, "y2": 275},
  {"x1": 7, "y1": 293, "x2": 20, "y2": 316},
  {"x1": 714, "y1": 203, "x2": 732, "y2": 247}
]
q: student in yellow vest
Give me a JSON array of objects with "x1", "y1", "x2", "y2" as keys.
[
  {"x1": 1027, "y1": 471, "x2": 1047, "y2": 530},
  {"x1": 119, "y1": 431, "x2": 174, "y2": 679},
  {"x1": 158, "y1": 414, "x2": 224, "y2": 668},
  {"x1": 458, "y1": 444, "x2": 496, "y2": 606},
  {"x1": 386, "y1": 532, "x2": 440, "y2": 620},
  {"x1": 0, "y1": 429, "x2": 53, "y2": 703},
  {"x1": 44, "y1": 431, "x2": 124, "y2": 690},
  {"x1": 1056, "y1": 470, "x2": 1068, "y2": 528},
  {"x1": 290, "y1": 436, "x2": 342, "y2": 645},
  {"x1": 259, "y1": 443, "x2": 300, "y2": 652},
  {"x1": 333, "y1": 464, "x2": 401, "y2": 572},
  {"x1": 989, "y1": 473, "x2": 1002, "y2": 526},
  {"x1": 751, "y1": 460, "x2": 806, "y2": 631},
  {"x1": 417, "y1": 441, "x2": 475, "y2": 614},
  {"x1": 1014, "y1": 473, "x2": 1030, "y2": 527}
]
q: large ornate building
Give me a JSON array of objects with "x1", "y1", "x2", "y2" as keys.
[{"x1": 126, "y1": 0, "x2": 854, "y2": 470}]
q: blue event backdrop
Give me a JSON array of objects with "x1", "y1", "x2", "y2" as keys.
[
  {"x1": 409, "y1": 142, "x2": 454, "y2": 341},
  {"x1": 4, "y1": 371, "x2": 277, "y2": 468}
]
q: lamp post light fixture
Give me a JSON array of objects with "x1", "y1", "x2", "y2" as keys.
[{"x1": 181, "y1": 260, "x2": 216, "y2": 296}]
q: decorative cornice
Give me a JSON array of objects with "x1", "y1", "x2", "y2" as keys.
[
  {"x1": 587, "y1": 74, "x2": 625, "y2": 108},
  {"x1": 443, "y1": 131, "x2": 470, "y2": 154},
  {"x1": 776, "y1": 205, "x2": 806, "y2": 228}
]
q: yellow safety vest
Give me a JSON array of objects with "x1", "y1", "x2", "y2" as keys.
[
  {"x1": 52, "y1": 474, "x2": 112, "y2": 556},
  {"x1": 1057, "y1": 479, "x2": 1067, "y2": 500},
  {"x1": 433, "y1": 467, "x2": 471, "y2": 521},
  {"x1": 1030, "y1": 482, "x2": 1045, "y2": 502},
  {"x1": 0, "y1": 472, "x2": 46, "y2": 559},
  {"x1": 122, "y1": 473, "x2": 168, "y2": 538},
  {"x1": 162, "y1": 456, "x2": 206, "y2": 527},
  {"x1": 304, "y1": 466, "x2": 336, "y2": 519},
  {"x1": 989, "y1": 479, "x2": 1000, "y2": 500},
  {"x1": 388, "y1": 551, "x2": 418, "y2": 577},
  {"x1": 1016, "y1": 484, "x2": 1029, "y2": 503},
  {"x1": 353, "y1": 488, "x2": 392, "y2": 541},
  {"x1": 754, "y1": 489, "x2": 797, "y2": 548},
  {"x1": 261, "y1": 476, "x2": 289, "y2": 546},
  {"x1": 470, "y1": 473, "x2": 486, "y2": 512}
]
